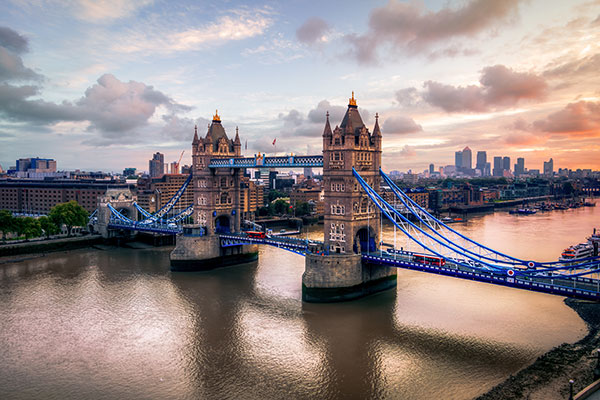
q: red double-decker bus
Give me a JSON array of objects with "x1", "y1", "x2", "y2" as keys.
[
  {"x1": 246, "y1": 231, "x2": 266, "y2": 239},
  {"x1": 413, "y1": 254, "x2": 446, "y2": 266}
]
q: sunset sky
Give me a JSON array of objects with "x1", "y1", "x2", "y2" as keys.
[{"x1": 0, "y1": 0, "x2": 599, "y2": 173}]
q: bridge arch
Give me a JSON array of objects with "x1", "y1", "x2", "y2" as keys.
[
  {"x1": 354, "y1": 226, "x2": 377, "y2": 254},
  {"x1": 215, "y1": 214, "x2": 231, "y2": 234}
]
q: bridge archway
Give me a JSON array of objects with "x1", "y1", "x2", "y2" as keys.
[
  {"x1": 354, "y1": 226, "x2": 376, "y2": 254},
  {"x1": 215, "y1": 215, "x2": 231, "y2": 234}
]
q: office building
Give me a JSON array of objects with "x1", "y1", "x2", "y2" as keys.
[
  {"x1": 543, "y1": 158, "x2": 554, "y2": 177},
  {"x1": 493, "y1": 157, "x2": 503, "y2": 177},
  {"x1": 429, "y1": 164, "x2": 434, "y2": 174},
  {"x1": 461, "y1": 147, "x2": 472, "y2": 170},
  {"x1": 514, "y1": 158, "x2": 525, "y2": 176},
  {"x1": 123, "y1": 168, "x2": 136, "y2": 177},
  {"x1": 149, "y1": 152, "x2": 164, "y2": 178},
  {"x1": 476, "y1": 151, "x2": 487, "y2": 172},
  {"x1": 454, "y1": 151, "x2": 463, "y2": 170},
  {"x1": 503, "y1": 157, "x2": 511, "y2": 173}
]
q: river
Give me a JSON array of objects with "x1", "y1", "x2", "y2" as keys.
[{"x1": 0, "y1": 205, "x2": 598, "y2": 399}]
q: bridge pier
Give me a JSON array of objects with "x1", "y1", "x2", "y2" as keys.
[
  {"x1": 302, "y1": 254, "x2": 397, "y2": 302},
  {"x1": 170, "y1": 229, "x2": 258, "y2": 271}
]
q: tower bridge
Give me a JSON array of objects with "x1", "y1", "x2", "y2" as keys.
[{"x1": 98, "y1": 94, "x2": 600, "y2": 302}]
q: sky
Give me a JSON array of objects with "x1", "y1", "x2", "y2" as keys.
[{"x1": 0, "y1": 0, "x2": 599, "y2": 174}]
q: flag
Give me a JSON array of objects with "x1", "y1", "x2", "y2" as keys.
[{"x1": 272, "y1": 138, "x2": 276, "y2": 146}]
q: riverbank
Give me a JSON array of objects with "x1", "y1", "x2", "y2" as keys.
[
  {"x1": 0, "y1": 235, "x2": 103, "y2": 258},
  {"x1": 477, "y1": 298, "x2": 600, "y2": 400}
]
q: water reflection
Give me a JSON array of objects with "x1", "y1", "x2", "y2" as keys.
[{"x1": 0, "y1": 205, "x2": 597, "y2": 399}]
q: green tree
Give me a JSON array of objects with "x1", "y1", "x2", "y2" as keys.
[
  {"x1": 273, "y1": 199, "x2": 290, "y2": 215},
  {"x1": 562, "y1": 182, "x2": 574, "y2": 196},
  {"x1": 294, "y1": 201, "x2": 311, "y2": 217},
  {"x1": 267, "y1": 190, "x2": 287, "y2": 202},
  {"x1": 18, "y1": 217, "x2": 42, "y2": 240},
  {"x1": 0, "y1": 209, "x2": 15, "y2": 241},
  {"x1": 49, "y1": 201, "x2": 88, "y2": 237},
  {"x1": 39, "y1": 216, "x2": 60, "y2": 239}
]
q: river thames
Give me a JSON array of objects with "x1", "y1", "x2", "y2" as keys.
[{"x1": 1, "y1": 205, "x2": 598, "y2": 399}]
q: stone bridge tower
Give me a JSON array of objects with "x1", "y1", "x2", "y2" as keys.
[
  {"x1": 191, "y1": 111, "x2": 242, "y2": 235},
  {"x1": 170, "y1": 111, "x2": 257, "y2": 271},
  {"x1": 303, "y1": 93, "x2": 397, "y2": 302}
]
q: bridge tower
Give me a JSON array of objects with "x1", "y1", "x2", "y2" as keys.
[
  {"x1": 170, "y1": 111, "x2": 258, "y2": 271},
  {"x1": 191, "y1": 110, "x2": 242, "y2": 235},
  {"x1": 303, "y1": 93, "x2": 397, "y2": 302}
]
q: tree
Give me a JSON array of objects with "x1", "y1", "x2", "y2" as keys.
[
  {"x1": 39, "y1": 216, "x2": 60, "y2": 239},
  {"x1": 273, "y1": 199, "x2": 290, "y2": 215},
  {"x1": 267, "y1": 190, "x2": 287, "y2": 203},
  {"x1": 18, "y1": 217, "x2": 42, "y2": 240},
  {"x1": 49, "y1": 201, "x2": 88, "y2": 237},
  {"x1": 294, "y1": 201, "x2": 311, "y2": 217},
  {"x1": 0, "y1": 209, "x2": 15, "y2": 241}
]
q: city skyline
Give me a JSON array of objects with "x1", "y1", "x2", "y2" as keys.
[{"x1": 0, "y1": 0, "x2": 599, "y2": 173}]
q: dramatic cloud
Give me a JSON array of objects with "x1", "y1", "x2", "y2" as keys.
[
  {"x1": 382, "y1": 115, "x2": 422, "y2": 134},
  {"x1": 307, "y1": 100, "x2": 346, "y2": 124},
  {"x1": 422, "y1": 65, "x2": 547, "y2": 112},
  {"x1": 533, "y1": 101, "x2": 600, "y2": 134},
  {"x1": 0, "y1": 74, "x2": 191, "y2": 136},
  {"x1": 296, "y1": 17, "x2": 330, "y2": 45},
  {"x1": 543, "y1": 53, "x2": 600, "y2": 81},
  {"x1": 161, "y1": 114, "x2": 210, "y2": 141},
  {"x1": 0, "y1": 26, "x2": 43, "y2": 82},
  {"x1": 346, "y1": 0, "x2": 521, "y2": 63},
  {"x1": 399, "y1": 145, "x2": 416, "y2": 157}
]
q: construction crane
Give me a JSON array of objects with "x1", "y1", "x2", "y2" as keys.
[{"x1": 172, "y1": 150, "x2": 185, "y2": 174}]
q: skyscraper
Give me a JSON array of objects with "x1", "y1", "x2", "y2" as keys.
[
  {"x1": 503, "y1": 156, "x2": 511, "y2": 173},
  {"x1": 461, "y1": 146, "x2": 472, "y2": 170},
  {"x1": 493, "y1": 156, "x2": 503, "y2": 177},
  {"x1": 149, "y1": 152, "x2": 164, "y2": 178},
  {"x1": 476, "y1": 151, "x2": 487, "y2": 172},
  {"x1": 514, "y1": 158, "x2": 525, "y2": 176},
  {"x1": 429, "y1": 164, "x2": 434, "y2": 174},
  {"x1": 455, "y1": 151, "x2": 463, "y2": 170},
  {"x1": 543, "y1": 158, "x2": 554, "y2": 176}
]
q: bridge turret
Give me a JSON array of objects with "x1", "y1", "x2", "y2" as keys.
[{"x1": 234, "y1": 126, "x2": 242, "y2": 157}]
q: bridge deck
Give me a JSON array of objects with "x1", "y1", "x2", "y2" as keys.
[{"x1": 209, "y1": 155, "x2": 323, "y2": 168}]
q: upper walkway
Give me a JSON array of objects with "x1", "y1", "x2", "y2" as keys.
[{"x1": 209, "y1": 155, "x2": 323, "y2": 169}]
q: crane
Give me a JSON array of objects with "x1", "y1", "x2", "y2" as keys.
[{"x1": 173, "y1": 150, "x2": 185, "y2": 174}]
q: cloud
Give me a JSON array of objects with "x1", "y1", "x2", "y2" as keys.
[
  {"x1": 71, "y1": 0, "x2": 153, "y2": 22},
  {"x1": 399, "y1": 145, "x2": 416, "y2": 157},
  {"x1": 422, "y1": 65, "x2": 547, "y2": 112},
  {"x1": 533, "y1": 101, "x2": 600, "y2": 134},
  {"x1": 296, "y1": 17, "x2": 330, "y2": 45},
  {"x1": 161, "y1": 115, "x2": 210, "y2": 141},
  {"x1": 112, "y1": 9, "x2": 273, "y2": 54},
  {"x1": 0, "y1": 74, "x2": 191, "y2": 137},
  {"x1": 279, "y1": 109, "x2": 303, "y2": 127},
  {"x1": 307, "y1": 100, "x2": 347, "y2": 124},
  {"x1": 543, "y1": 53, "x2": 600, "y2": 81},
  {"x1": 346, "y1": 0, "x2": 521, "y2": 63},
  {"x1": 382, "y1": 115, "x2": 422, "y2": 134},
  {"x1": 0, "y1": 26, "x2": 43, "y2": 82},
  {"x1": 395, "y1": 87, "x2": 421, "y2": 107},
  {"x1": 0, "y1": 26, "x2": 29, "y2": 53}
]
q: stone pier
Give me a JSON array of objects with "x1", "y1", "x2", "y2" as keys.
[{"x1": 302, "y1": 254, "x2": 397, "y2": 302}]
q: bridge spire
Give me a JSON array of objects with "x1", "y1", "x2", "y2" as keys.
[
  {"x1": 349, "y1": 91, "x2": 357, "y2": 107},
  {"x1": 193, "y1": 124, "x2": 199, "y2": 143},
  {"x1": 322, "y1": 111, "x2": 332, "y2": 137},
  {"x1": 373, "y1": 112, "x2": 381, "y2": 137}
]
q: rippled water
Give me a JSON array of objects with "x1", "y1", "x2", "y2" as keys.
[{"x1": 1, "y1": 206, "x2": 597, "y2": 399}]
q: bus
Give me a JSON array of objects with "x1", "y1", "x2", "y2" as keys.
[
  {"x1": 413, "y1": 254, "x2": 446, "y2": 266},
  {"x1": 245, "y1": 231, "x2": 267, "y2": 239}
]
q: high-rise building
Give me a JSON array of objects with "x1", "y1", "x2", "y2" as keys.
[
  {"x1": 429, "y1": 164, "x2": 434, "y2": 174},
  {"x1": 503, "y1": 156, "x2": 511, "y2": 173},
  {"x1": 123, "y1": 167, "x2": 136, "y2": 177},
  {"x1": 170, "y1": 161, "x2": 179, "y2": 174},
  {"x1": 514, "y1": 158, "x2": 525, "y2": 176},
  {"x1": 493, "y1": 156, "x2": 503, "y2": 177},
  {"x1": 455, "y1": 151, "x2": 463, "y2": 170},
  {"x1": 476, "y1": 151, "x2": 487, "y2": 172},
  {"x1": 484, "y1": 162, "x2": 491, "y2": 177},
  {"x1": 149, "y1": 152, "x2": 164, "y2": 178},
  {"x1": 543, "y1": 158, "x2": 554, "y2": 176},
  {"x1": 304, "y1": 167, "x2": 313, "y2": 179},
  {"x1": 461, "y1": 147, "x2": 472, "y2": 170}
]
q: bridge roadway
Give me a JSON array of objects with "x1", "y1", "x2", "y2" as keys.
[
  {"x1": 209, "y1": 155, "x2": 323, "y2": 169},
  {"x1": 220, "y1": 233, "x2": 600, "y2": 301}
]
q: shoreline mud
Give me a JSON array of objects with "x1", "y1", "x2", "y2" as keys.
[{"x1": 477, "y1": 298, "x2": 600, "y2": 399}]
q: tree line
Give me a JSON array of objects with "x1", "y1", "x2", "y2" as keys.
[{"x1": 0, "y1": 201, "x2": 89, "y2": 242}]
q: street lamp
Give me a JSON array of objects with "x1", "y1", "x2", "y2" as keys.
[{"x1": 569, "y1": 379, "x2": 574, "y2": 400}]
